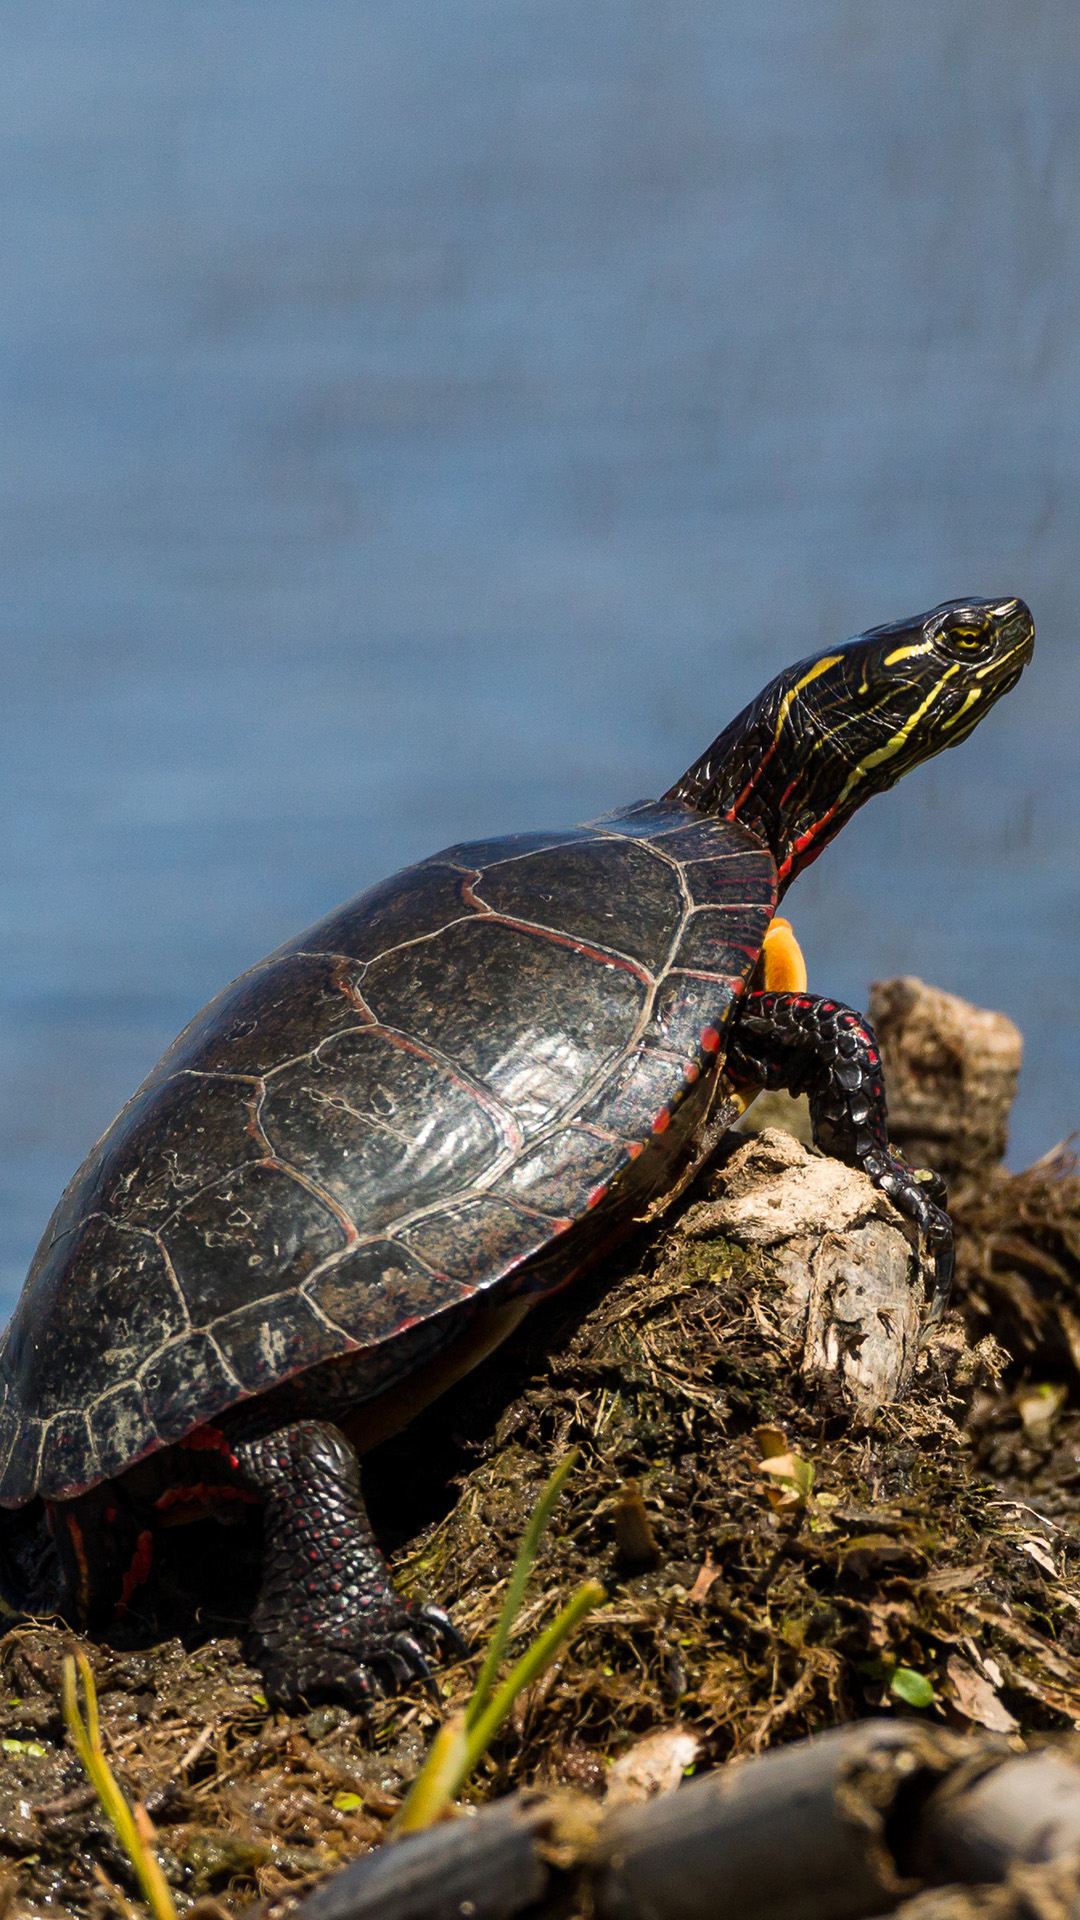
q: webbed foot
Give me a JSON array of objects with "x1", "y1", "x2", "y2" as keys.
[
  {"x1": 232, "y1": 1419, "x2": 465, "y2": 1711},
  {"x1": 259, "y1": 1600, "x2": 465, "y2": 1711}
]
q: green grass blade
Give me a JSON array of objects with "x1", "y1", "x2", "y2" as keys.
[
  {"x1": 391, "y1": 1714, "x2": 469, "y2": 1836},
  {"x1": 395, "y1": 1578, "x2": 606, "y2": 1833},
  {"x1": 63, "y1": 1653, "x2": 178, "y2": 1920},
  {"x1": 458, "y1": 1579, "x2": 606, "y2": 1788},
  {"x1": 464, "y1": 1449, "x2": 579, "y2": 1730}
]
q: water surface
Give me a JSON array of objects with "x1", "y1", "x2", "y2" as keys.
[{"x1": 2, "y1": 3, "x2": 1078, "y2": 1317}]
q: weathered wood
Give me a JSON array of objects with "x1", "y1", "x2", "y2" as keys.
[
  {"x1": 684, "y1": 1129, "x2": 928, "y2": 1416},
  {"x1": 289, "y1": 1722, "x2": 1080, "y2": 1920},
  {"x1": 593, "y1": 1720, "x2": 947, "y2": 1920},
  {"x1": 868, "y1": 978, "x2": 1022, "y2": 1187}
]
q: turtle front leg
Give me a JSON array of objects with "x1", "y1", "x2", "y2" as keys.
[
  {"x1": 233, "y1": 1420, "x2": 463, "y2": 1709},
  {"x1": 726, "y1": 990, "x2": 954, "y2": 1314}
]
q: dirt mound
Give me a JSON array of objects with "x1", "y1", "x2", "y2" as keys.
[{"x1": 2, "y1": 982, "x2": 1080, "y2": 1916}]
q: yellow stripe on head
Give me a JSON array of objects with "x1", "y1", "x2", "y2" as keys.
[
  {"x1": 772, "y1": 655, "x2": 842, "y2": 743},
  {"x1": 833, "y1": 662, "x2": 960, "y2": 808},
  {"x1": 883, "y1": 638, "x2": 936, "y2": 666},
  {"x1": 941, "y1": 687, "x2": 982, "y2": 728}
]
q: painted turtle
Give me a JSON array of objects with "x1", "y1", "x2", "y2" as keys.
[{"x1": 0, "y1": 597, "x2": 1033, "y2": 1705}]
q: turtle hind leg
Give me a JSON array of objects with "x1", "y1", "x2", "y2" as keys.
[
  {"x1": 726, "y1": 989, "x2": 954, "y2": 1314},
  {"x1": 0, "y1": 1486, "x2": 152, "y2": 1628},
  {"x1": 232, "y1": 1419, "x2": 463, "y2": 1710}
]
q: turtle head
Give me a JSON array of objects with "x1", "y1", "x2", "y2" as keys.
[{"x1": 665, "y1": 597, "x2": 1034, "y2": 895}]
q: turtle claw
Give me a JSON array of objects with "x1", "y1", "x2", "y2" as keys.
[
  {"x1": 390, "y1": 1632, "x2": 432, "y2": 1677},
  {"x1": 258, "y1": 1600, "x2": 465, "y2": 1712},
  {"x1": 372, "y1": 1647, "x2": 415, "y2": 1691},
  {"x1": 418, "y1": 1602, "x2": 468, "y2": 1660},
  {"x1": 864, "y1": 1147, "x2": 954, "y2": 1319}
]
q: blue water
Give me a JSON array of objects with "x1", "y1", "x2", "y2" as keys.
[{"x1": 1, "y1": 3, "x2": 1079, "y2": 1319}]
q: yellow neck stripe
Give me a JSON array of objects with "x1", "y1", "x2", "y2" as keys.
[
  {"x1": 772, "y1": 655, "x2": 842, "y2": 743},
  {"x1": 833, "y1": 662, "x2": 960, "y2": 807}
]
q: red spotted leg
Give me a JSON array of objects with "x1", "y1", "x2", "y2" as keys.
[
  {"x1": 233, "y1": 1420, "x2": 463, "y2": 1709},
  {"x1": 725, "y1": 990, "x2": 954, "y2": 1315}
]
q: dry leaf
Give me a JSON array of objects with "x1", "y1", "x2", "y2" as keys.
[
  {"x1": 1019, "y1": 1537, "x2": 1058, "y2": 1577},
  {"x1": 605, "y1": 1729, "x2": 700, "y2": 1808},
  {"x1": 687, "y1": 1556, "x2": 720, "y2": 1604},
  {"x1": 945, "y1": 1655, "x2": 1019, "y2": 1733}
]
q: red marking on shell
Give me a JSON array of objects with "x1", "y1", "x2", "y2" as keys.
[
  {"x1": 652, "y1": 1107, "x2": 671, "y2": 1134},
  {"x1": 701, "y1": 1026, "x2": 721, "y2": 1052},
  {"x1": 457, "y1": 874, "x2": 654, "y2": 986},
  {"x1": 586, "y1": 1184, "x2": 609, "y2": 1209},
  {"x1": 117, "y1": 1530, "x2": 154, "y2": 1616},
  {"x1": 626, "y1": 1141, "x2": 645, "y2": 1159},
  {"x1": 685, "y1": 1062, "x2": 699, "y2": 1084},
  {"x1": 330, "y1": 957, "x2": 378, "y2": 1022}
]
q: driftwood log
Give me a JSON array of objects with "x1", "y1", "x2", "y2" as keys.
[{"x1": 291, "y1": 1719, "x2": 1080, "y2": 1920}]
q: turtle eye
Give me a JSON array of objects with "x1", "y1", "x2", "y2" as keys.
[{"x1": 938, "y1": 623, "x2": 989, "y2": 658}]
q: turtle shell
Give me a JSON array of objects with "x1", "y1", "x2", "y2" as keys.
[{"x1": 0, "y1": 799, "x2": 776, "y2": 1506}]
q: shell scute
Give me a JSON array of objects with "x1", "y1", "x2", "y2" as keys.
[
  {"x1": 490, "y1": 1125, "x2": 634, "y2": 1218},
  {"x1": 259, "y1": 1027, "x2": 506, "y2": 1232},
  {"x1": 75, "y1": 1076, "x2": 268, "y2": 1238},
  {"x1": 684, "y1": 847, "x2": 780, "y2": 904},
  {"x1": 165, "y1": 1162, "x2": 349, "y2": 1325},
  {"x1": 0, "y1": 1418, "x2": 42, "y2": 1508},
  {"x1": 4, "y1": 1216, "x2": 186, "y2": 1423},
  {"x1": 654, "y1": 971, "x2": 746, "y2": 1057},
  {"x1": 137, "y1": 1334, "x2": 242, "y2": 1449},
  {"x1": 289, "y1": 862, "x2": 471, "y2": 968},
  {"x1": 671, "y1": 908, "x2": 769, "y2": 975},
  {"x1": 145, "y1": 952, "x2": 372, "y2": 1084},
  {"x1": 576, "y1": 1043, "x2": 693, "y2": 1137},
  {"x1": 89, "y1": 1382, "x2": 156, "y2": 1483},
  {"x1": 395, "y1": 1194, "x2": 559, "y2": 1285},
  {"x1": 305, "y1": 1245, "x2": 476, "y2": 1347},
  {"x1": 362, "y1": 915, "x2": 649, "y2": 1127},
  {"x1": 210, "y1": 1292, "x2": 342, "y2": 1397},
  {"x1": 40, "y1": 1412, "x2": 98, "y2": 1502},
  {"x1": 430, "y1": 824, "x2": 601, "y2": 870},
  {"x1": 471, "y1": 837, "x2": 685, "y2": 974}
]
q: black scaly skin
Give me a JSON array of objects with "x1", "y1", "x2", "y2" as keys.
[
  {"x1": 727, "y1": 990, "x2": 953, "y2": 1314},
  {"x1": 234, "y1": 1421, "x2": 461, "y2": 1708}
]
